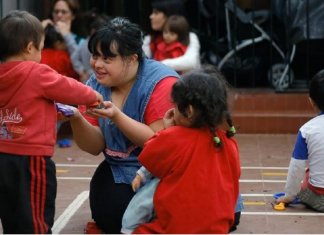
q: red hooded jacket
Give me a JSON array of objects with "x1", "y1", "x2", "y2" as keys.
[{"x1": 0, "y1": 61, "x2": 97, "y2": 156}]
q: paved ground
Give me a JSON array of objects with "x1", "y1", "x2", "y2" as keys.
[{"x1": 2, "y1": 133, "x2": 324, "y2": 234}]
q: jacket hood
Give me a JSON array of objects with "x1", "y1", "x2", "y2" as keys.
[{"x1": 0, "y1": 61, "x2": 35, "y2": 107}]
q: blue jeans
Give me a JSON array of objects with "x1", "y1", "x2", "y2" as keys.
[
  {"x1": 121, "y1": 177, "x2": 244, "y2": 233},
  {"x1": 121, "y1": 178, "x2": 159, "y2": 233}
]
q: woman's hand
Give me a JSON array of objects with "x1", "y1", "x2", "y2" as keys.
[
  {"x1": 163, "y1": 108, "x2": 175, "y2": 129},
  {"x1": 41, "y1": 19, "x2": 54, "y2": 28},
  {"x1": 86, "y1": 101, "x2": 120, "y2": 120},
  {"x1": 131, "y1": 174, "x2": 142, "y2": 192},
  {"x1": 55, "y1": 20, "x2": 71, "y2": 36}
]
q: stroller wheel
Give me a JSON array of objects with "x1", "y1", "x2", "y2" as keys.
[{"x1": 267, "y1": 63, "x2": 294, "y2": 90}]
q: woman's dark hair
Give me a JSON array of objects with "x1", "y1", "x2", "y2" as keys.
[
  {"x1": 164, "y1": 15, "x2": 190, "y2": 45},
  {"x1": 88, "y1": 17, "x2": 143, "y2": 61},
  {"x1": 44, "y1": 24, "x2": 64, "y2": 48},
  {"x1": 171, "y1": 66, "x2": 236, "y2": 146},
  {"x1": 309, "y1": 69, "x2": 324, "y2": 111},
  {"x1": 152, "y1": 0, "x2": 186, "y2": 17},
  {"x1": 0, "y1": 10, "x2": 44, "y2": 61}
]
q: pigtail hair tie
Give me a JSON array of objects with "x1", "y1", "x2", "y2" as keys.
[
  {"x1": 226, "y1": 125, "x2": 236, "y2": 138},
  {"x1": 213, "y1": 136, "x2": 222, "y2": 147}
]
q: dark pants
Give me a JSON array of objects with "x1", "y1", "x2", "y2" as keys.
[
  {"x1": 0, "y1": 153, "x2": 56, "y2": 234},
  {"x1": 90, "y1": 161, "x2": 135, "y2": 233}
]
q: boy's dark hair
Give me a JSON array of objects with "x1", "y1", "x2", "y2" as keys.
[
  {"x1": 164, "y1": 15, "x2": 190, "y2": 46},
  {"x1": 152, "y1": 0, "x2": 186, "y2": 17},
  {"x1": 309, "y1": 69, "x2": 324, "y2": 111},
  {"x1": 44, "y1": 24, "x2": 64, "y2": 49},
  {"x1": 0, "y1": 10, "x2": 44, "y2": 61},
  {"x1": 171, "y1": 66, "x2": 236, "y2": 145},
  {"x1": 88, "y1": 17, "x2": 143, "y2": 61}
]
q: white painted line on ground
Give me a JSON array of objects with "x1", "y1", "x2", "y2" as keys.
[
  {"x1": 52, "y1": 191, "x2": 89, "y2": 234},
  {"x1": 55, "y1": 164, "x2": 289, "y2": 170},
  {"x1": 242, "y1": 211, "x2": 324, "y2": 216},
  {"x1": 56, "y1": 163, "x2": 98, "y2": 167},
  {"x1": 57, "y1": 177, "x2": 92, "y2": 180},
  {"x1": 56, "y1": 177, "x2": 287, "y2": 183},
  {"x1": 242, "y1": 166, "x2": 288, "y2": 170},
  {"x1": 241, "y1": 193, "x2": 273, "y2": 197},
  {"x1": 240, "y1": 179, "x2": 286, "y2": 183}
]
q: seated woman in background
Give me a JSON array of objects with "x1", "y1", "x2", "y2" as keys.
[
  {"x1": 143, "y1": 0, "x2": 201, "y2": 73},
  {"x1": 42, "y1": 0, "x2": 84, "y2": 56}
]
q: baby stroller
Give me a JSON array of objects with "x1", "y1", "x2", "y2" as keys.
[
  {"x1": 270, "y1": 0, "x2": 324, "y2": 90},
  {"x1": 216, "y1": 0, "x2": 324, "y2": 91}
]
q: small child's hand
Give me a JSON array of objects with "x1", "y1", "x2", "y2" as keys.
[
  {"x1": 163, "y1": 108, "x2": 175, "y2": 128},
  {"x1": 131, "y1": 174, "x2": 142, "y2": 192},
  {"x1": 94, "y1": 91, "x2": 104, "y2": 103},
  {"x1": 276, "y1": 195, "x2": 294, "y2": 204},
  {"x1": 56, "y1": 103, "x2": 78, "y2": 121}
]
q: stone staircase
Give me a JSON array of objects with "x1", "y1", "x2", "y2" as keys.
[{"x1": 230, "y1": 89, "x2": 316, "y2": 134}]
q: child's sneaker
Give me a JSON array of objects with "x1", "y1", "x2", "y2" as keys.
[{"x1": 84, "y1": 221, "x2": 103, "y2": 234}]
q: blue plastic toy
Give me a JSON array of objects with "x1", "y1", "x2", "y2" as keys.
[{"x1": 273, "y1": 192, "x2": 301, "y2": 204}]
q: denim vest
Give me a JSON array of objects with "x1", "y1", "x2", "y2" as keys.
[{"x1": 87, "y1": 59, "x2": 179, "y2": 183}]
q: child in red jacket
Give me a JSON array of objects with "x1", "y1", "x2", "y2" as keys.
[
  {"x1": 122, "y1": 67, "x2": 240, "y2": 234},
  {"x1": 0, "y1": 10, "x2": 102, "y2": 234},
  {"x1": 41, "y1": 24, "x2": 79, "y2": 80},
  {"x1": 153, "y1": 15, "x2": 190, "y2": 74}
]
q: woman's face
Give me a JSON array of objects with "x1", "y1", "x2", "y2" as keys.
[
  {"x1": 90, "y1": 43, "x2": 130, "y2": 87},
  {"x1": 149, "y1": 9, "x2": 167, "y2": 31},
  {"x1": 52, "y1": 0, "x2": 74, "y2": 23}
]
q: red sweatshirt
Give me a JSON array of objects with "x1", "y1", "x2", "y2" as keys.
[
  {"x1": 134, "y1": 127, "x2": 240, "y2": 234},
  {"x1": 0, "y1": 61, "x2": 97, "y2": 156}
]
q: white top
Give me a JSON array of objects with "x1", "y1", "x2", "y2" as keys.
[{"x1": 285, "y1": 113, "x2": 324, "y2": 198}]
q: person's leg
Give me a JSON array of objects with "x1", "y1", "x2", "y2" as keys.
[
  {"x1": 229, "y1": 211, "x2": 241, "y2": 232},
  {"x1": 121, "y1": 178, "x2": 159, "y2": 233},
  {"x1": 229, "y1": 193, "x2": 244, "y2": 233},
  {"x1": 298, "y1": 188, "x2": 324, "y2": 212},
  {"x1": 0, "y1": 154, "x2": 56, "y2": 234},
  {"x1": 90, "y1": 161, "x2": 135, "y2": 233},
  {"x1": 27, "y1": 156, "x2": 57, "y2": 234},
  {"x1": 43, "y1": 157, "x2": 57, "y2": 233}
]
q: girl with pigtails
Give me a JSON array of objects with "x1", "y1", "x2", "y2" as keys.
[{"x1": 121, "y1": 67, "x2": 241, "y2": 234}]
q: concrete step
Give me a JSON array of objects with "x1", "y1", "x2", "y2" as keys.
[{"x1": 230, "y1": 89, "x2": 316, "y2": 133}]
